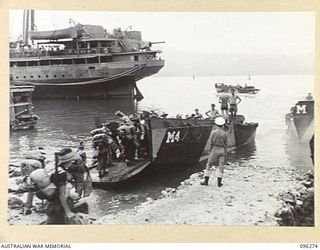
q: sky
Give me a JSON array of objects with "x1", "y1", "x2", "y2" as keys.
[{"x1": 9, "y1": 10, "x2": 315, "y2": 76}]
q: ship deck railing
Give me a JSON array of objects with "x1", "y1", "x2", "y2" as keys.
[
  {"x1": 10, "y1": 102, "x2": 32, "y2": 107},
  {"x1": 10, "y1": 47, "x2": 159, "y2": 59},
  {"x1": 10, "y1": 86, "x2": 35, "y2": 92}
]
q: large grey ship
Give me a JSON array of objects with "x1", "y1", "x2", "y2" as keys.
[{"x1": 10, "y1": 10, "x2": 165, "y2": 99}]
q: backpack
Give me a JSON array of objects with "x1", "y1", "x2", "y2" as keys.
[{"x1": 29, "y1": 169, "x2": 58, "y2": 201}]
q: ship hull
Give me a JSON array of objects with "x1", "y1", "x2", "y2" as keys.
[
  {"x1": 10, "y1": 59, "x2": 164, "y2": 99},
  {"x1": 31, "y1": 77, "x2": 137, "y2": 99}
]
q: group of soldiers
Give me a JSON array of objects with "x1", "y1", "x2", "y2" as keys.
[
  {"x1": 182, "y1": 89, "x2": 242, "y2": 123},
  {"x1": 16, "y1": 146, "x2": 92, "y2": 225},
  {"x1": 14, "y1": 105, "x2": 237, "y2": 224},
  {"x1": 91, "y1": 111, "x2": 149, "y2": 177},
  {"x1": 15, "y1": 110, "x2": 151, "y2": 224},
  {"x1": 200, "y1": 90, "x2": 242, "y2": 187}
]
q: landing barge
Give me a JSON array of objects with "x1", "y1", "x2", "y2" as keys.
[
  {"x1": 215, "y1": 83, "x2": 260, "y2": 94},
  {"x1": 91, "y1": 115, "x2": 258, "y2": 185},
  {"x1": 286, "y1": 100, "x2": 314, "y2": 141}
]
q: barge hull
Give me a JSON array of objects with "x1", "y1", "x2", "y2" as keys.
[{"x1": 234, "y1": 123, "x2": 258, "y2": 146}]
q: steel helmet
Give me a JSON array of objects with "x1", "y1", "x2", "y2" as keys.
[{"x1": 215, "y1": 116, "x2": 226, "y2": 126}]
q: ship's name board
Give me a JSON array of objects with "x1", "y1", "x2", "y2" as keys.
[
  {"x1": 166, "y1": 131, "x2": 181, "y2": 143},
  {"x1": 296, "y1": 104, "x2": 307, "y2": 114}
]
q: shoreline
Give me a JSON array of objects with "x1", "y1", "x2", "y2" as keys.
[
  {"x1": 8, "y1": 162, "x2": 312, "y2": 226},
  {"x1": 97, "y1": 162, "x2": 308, "y2": 225}
]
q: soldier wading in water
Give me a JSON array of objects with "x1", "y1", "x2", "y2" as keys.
[{"x1": 201, "y1": 116, "x2": 229, "y2": 187}]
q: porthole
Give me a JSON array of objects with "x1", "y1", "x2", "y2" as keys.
[
  {"x1": 62, "y1": 74, "x2": 65, "y2": 77},
  {"x1": 23, "y1": 76, "x2": 26, "y2": 78},
  {"x1": 38, "y1": 75, "x2": 41, "y2": 78},
  {"x1": 54, "y1": 75, "x2": 57, "y2": 77},
  {"x1": 46, "y1": 75, "x2": 49, "y2": 78},
  {"x1": 31, "y1": 76, "x2": 34, "y2": 78},
  {"x1": 16, "y1": 76, "x2": 19, "y2": 79}
]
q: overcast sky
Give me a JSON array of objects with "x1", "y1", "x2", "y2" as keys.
[{"x1": 9, "y1": 10, "x2": 315, "y2": 76}]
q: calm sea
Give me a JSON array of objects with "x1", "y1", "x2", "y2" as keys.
[{"x1": 9, "y1": 74, "x2": 314, "y2": 217}]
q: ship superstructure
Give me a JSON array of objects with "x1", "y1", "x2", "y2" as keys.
[{"x1": 10, "y1": 10, "x2": 165, "y2": 99}]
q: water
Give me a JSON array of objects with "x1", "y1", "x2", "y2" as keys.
[
  {"x1": 9, "y1": 74, "x2": 314, "y2": 218},
  {"x1": 138, "y1": 74, "x2": 314, "y2": 169}
]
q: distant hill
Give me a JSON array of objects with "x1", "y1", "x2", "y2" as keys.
[{"x1": 157, "y1": 52, "x2": 314, "y2": 76}]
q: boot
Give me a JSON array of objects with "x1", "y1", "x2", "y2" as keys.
[
  {"x1": 201, "y1": 176, "x2": 209, "y2": 186},
  {"x1": 217, "y1": 177, "x2": 223, "y2": 187}
]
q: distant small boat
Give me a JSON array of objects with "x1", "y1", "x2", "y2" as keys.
[
  {"x1": 10, "y1": 84, "x2": 39, "y2": 130},
  {"x1": 215, "y1": 83, "x2": 260, "y2": 94}
]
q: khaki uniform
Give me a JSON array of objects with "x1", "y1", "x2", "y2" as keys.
[{"x1": 204, "y1": 126, "x2": 229, "y2": 182}]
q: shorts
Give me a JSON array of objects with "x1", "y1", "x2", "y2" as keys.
[
  {"x1": 229, "y1": 104, "x2": 237, "y2": 112},
  {"x1": 207, "y1": 146, "x2": 226, "y2": 166},
  {"x1": 221, "y1": 103, "x2": 228, "y2": 111}
]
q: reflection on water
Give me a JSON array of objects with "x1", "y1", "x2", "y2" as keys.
[
  {"x1": 231, "y1": 143, "x2": 257, "y2": 162},
  {"x1": 10, "y1": 98, "x2": 135, "y2": 163},
  {"x1": 284, "y1": 137, "x2": 313, "y2": 171},
  {"x1": 91, "y1": 163, "x2": 204, "y2": 217}
]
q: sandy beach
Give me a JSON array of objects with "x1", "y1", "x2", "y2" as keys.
[
  {"x1": 8, "y1": 160, "x2": 313, "y2": 226},
  {"x1": 97, "y1": 162, "x2": 308, "y2": 225}
]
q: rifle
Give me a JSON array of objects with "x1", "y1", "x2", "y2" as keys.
[
  {"x1": 54, "y1": 152, "x2": 59, "y2": 175},
  {"x1": 8, "y1": 188, "x2": 29, "y2": 194}
]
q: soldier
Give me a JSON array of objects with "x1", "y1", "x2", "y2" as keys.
[
  {"x1": 205, "y1": 104, "x2": 220, "y2": 119},
  {"x1": 305, "y1": 93, "x2": 314, "y2": 101},
  {"x1": 193, "y1": 109, "x2": 203, "y2": 119},
  {"x1": 77, "y1": 141, "x2": 87, "y2": 165},
  {"x1": 229, "y1": 88, "x2": 241, "y2": 121},
  {"x1": 48, "y1": 149, "x2": 90, "y2": 224},
  {"x1": 130, "y1": 114, "x2": 145, "y2": 159},
  {"x1": 58, "y1": 148, "x2": 87, "y2": 198},
  {"x1": 201, "y1": 117, "x2": 229, "y2": 187},
  {"x1": 117, "y1": 122, "x2": 136, "y2": 165},
  {"x1": 19, "y1": 149, "x2": 46, "y2": 215},
  {"x1": 20, "y1": 149, "x2": 90, "y2": 224},
  {"x1": 19, "y1": 158, "x2": 43, "y2": 215},
  {"x1": 218, "y1": 90, "x2": 230, "y2": 122},
  {"x1": 91, "y1": 127, "x2": 113, "y2": 177}
]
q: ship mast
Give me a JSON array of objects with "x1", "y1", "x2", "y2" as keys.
[{"x1": 22, "y1": 9, "x2": 35, "y2": 45}]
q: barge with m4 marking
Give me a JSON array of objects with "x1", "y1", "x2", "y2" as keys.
[{"x1": 91, "y1": 115, "x2": 258, "y2": 185}]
